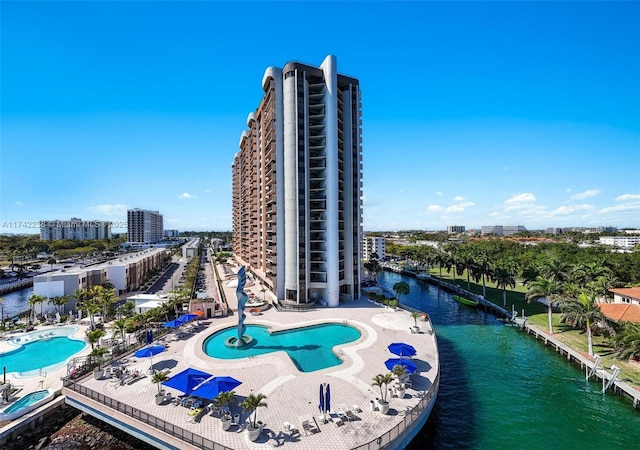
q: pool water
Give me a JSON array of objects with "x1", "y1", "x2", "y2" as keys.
[
  {"x1": 2, "y1": 390, "x2": 50, "y2": 413},
  {"x1": 0, "y1": 336, "x2": 86, "y2": 375},
  {"x1": 203, "y1": 323, "x2": 361, "y2": 372}
]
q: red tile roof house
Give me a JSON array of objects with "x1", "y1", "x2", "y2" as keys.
[{"x1": 597, "y1": 287, "x2": 640, "y2": 324}]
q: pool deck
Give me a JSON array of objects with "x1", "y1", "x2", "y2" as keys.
[{"x1": 1, "y1": 265, "x2": 440, "y2": 449}]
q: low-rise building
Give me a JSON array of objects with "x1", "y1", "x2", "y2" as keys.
[
  {"x1": 33, "y1": 248, "x2": 167, "y2": 305},
  {"x1": 599, "y1": 236, "x2": 640, "y2": 249}
]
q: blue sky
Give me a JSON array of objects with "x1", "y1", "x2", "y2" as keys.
[{"x1": 1, "y1": 1, "x2": 639, "y2": 233}]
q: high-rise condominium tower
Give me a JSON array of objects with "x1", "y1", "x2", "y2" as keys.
[
  {"x1": 232, "y1": 55, "x2": 363, "y2": 307},
  {"x1": 127, "y1": 208, "x2": 163, "y2": 243}
]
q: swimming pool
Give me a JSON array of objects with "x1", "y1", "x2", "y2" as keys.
[
  {"x1": 0, "y1": 388, "x2": 54, "y2": 420},
  {"x1": 0, "y1": 327, "x2": 87, "y2": 376},
  {"x1": 203, "y1": 323, "x2": 361, "y2": 372}
]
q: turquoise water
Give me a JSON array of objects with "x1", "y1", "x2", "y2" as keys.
[
  {"x1": 0, "y1": 336, "x2": 86, "y2": 374},
  {"x1": 374, "y1": 271, "x2": 640, "y2": 449},
  {"x1": 203, "y1": 323, "x2": 361, "y2": 372},
  {"x1": 2, "y1": 390, "x2": 50, "y2": 413}
]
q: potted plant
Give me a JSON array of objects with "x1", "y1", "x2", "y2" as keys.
[
  {"x1": 410, "y1": 311, "x2": 421, "y2": 333},
  {"x1": 391, "y1": 364, "x2": 408, "y2": 398},
  {"x1": 152, "y1": 371, "x2": 169, "y2": 405},
  {"x1": 240, "y1": 393, "x2": 267, "y2": 441},
  {"x1": 90, "y1": 347, "x2": 109, "y2": 380},
  {"x1": 371, "y1": 373, "x2": 394, "y2": 414},
  {"x1": 214, "y1": 390, "x2": 237, "y2": 431}
]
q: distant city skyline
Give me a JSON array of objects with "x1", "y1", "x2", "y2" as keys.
[{"x1": 1, "y1": 1, "x2": 638, "y2": 233}]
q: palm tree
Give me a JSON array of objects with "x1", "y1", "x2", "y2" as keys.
[
  {"x1": 371, "y1": 373, "x2": 394, "y2": 403},
  {"x1": 492, "y1": 263, "x2": 516, "y2": 308},
  {"x1": 392, "y1": 281, "x2": 410, "y2": 303},
  {"x1": 608, "y1": 322, "x2": 640, "y2": 361},
  {"x1": 152, "y1": 371, "x2": 169, "y2": 395},
  {"x1": 49, "y1": 295, "x2": 69, "y2": 315},
  {"x1": 240, "y1": 393, "x2": 268, "y2": 429},
  {"x1": 542, "y1": 258, "x2": 570, "y2": 284},
  {"x1": 28, "y1": 294, "x2": 46, "y2": 324},
  {"x1": 214, "y1": 390, "x2": 237, "y2": 416},
  {"x1": 112, "y1": 318, "x2": 127, "y2": 343},
  {"x1": 559, "y1": 291, "x2": 604, "y2": 356},
  {"x1": 86, "y1": 328, "x2": 106, "y2": 350},
  {"x1": 525, "y1": 276, "x2": 562, "y2": 334}
]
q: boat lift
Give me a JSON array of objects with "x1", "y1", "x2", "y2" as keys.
[{"x1": 602, "y1": 365, "x2": 621, "y2": 394}]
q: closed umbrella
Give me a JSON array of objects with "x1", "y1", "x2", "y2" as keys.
[
  {"x1": 387, "y1": 342, "x2": 417, "y2": 358},
  {"x1": 134, "y1": 345, "x2": 165, "y2": 373},
  {"x1": 319, "y1": 384, "x2": 325, "y2": 413},
  {"x1": 325, "y1": 383, "x2": 331, "y2": 413},
  {"x1": 145, "y1": 329, "x2": 153, "y2": 345}
]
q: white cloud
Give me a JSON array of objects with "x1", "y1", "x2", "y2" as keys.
[
  {"x1": 571, "y1": 189, "x2": 601, "y2": 200},
  {"x1": 615, "y1": 194, "x2": 640, "y2": 202},
  {"x1": 444, "y1": 205, "x2": 465, "y2": 213},
  {"x1": 550, "y1": 204, "x2": 595, "y2": 215},
  {"x1": 453, "y1": 196, "x2": 466, "y2": 202},
  {"x1": 87, "y1": 203, "x2": 128, "y2": 216},
  {"x1": 179, "y1": 192, "x2": 196, "y2": 199},
  {"x1": 203, "y1": 189, "x2": 211, "y2": 193},
  {"x1": 504, "y1": 193, "x2": 536, "y2": 211},
  {"x1": 598, "y1": 203, "x2": 640, "y2": 214},
  {"x1": 427, "y1": 205, "x2": 444, "y2": 212},
  {"x1": 436, "y1": 192, "x2": 443, "y2": 196},
  {"x1": 14, "y1": 201, "x2": 25, "y2": 207}
]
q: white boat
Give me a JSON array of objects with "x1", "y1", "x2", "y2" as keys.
[{"x1": 0, "y1": 388, "x2": 54, "y2": 421}]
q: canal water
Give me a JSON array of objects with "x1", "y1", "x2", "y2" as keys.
[
  {"x1": 374, "y1": 271, "x2": 640, "y2": 450},
  {"x1": 0, "y1": 287, "x2": 34, "y2": 319}
]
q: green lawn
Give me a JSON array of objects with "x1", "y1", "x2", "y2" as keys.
[{"x1": 426, "y1": 267, "x2": 640, "y2": 387}]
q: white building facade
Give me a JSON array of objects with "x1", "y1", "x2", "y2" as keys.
[
  {"x1": 33, "y1": 248, "x2": 167, "y2": 304},
  {"x1": 362, "y1": 236, "x2": 386, "y2": 261},
  {"x1": 232, "y1": 55, "x2": 363, "y2": 307},
  {"x1": 40, "y1": 218, "x2": 112, "y2": 241}
]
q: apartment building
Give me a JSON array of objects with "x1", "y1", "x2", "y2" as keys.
[
  {"x1": 33, "y1": 248, "x2": 167, "y2": 302},
  {"x1": 40, "y1": 218, "x2": 112, "y2": 241},
  {"x1": 362, "y1": 236, "x2": 386, "y2": 261},
  {"x1": 127, "y1": 208, "x2": 163, "y2": 243},
  {"x1": 232, "y1": 55, "x2": 363, "y2": 307}
]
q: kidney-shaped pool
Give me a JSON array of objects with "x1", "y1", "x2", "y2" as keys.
[{"x1": 203, "y1": 323, "x2": 361, "y2": 372}]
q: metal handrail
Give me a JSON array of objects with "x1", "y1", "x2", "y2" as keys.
[{"x1": 63, "y1": 378, "x2": 233, "y2": 450}]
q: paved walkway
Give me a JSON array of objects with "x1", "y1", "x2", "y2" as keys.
[{"x1": 3, "y1": 261, "x2": 440, "y2": 449}]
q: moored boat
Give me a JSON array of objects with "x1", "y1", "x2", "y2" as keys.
[{"x1": 453, "y1": 295, "x2": 479, "y2": 307}]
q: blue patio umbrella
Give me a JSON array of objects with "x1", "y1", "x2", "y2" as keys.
[
  {"x1": 319, "y1": 384, "x2": 325, "y2": 413},
  {"x1": 134, "y1": 345, "x2": 165, "y2": 373},
  {"x1": 384, "y1": 358, "x2": 417, "y2": 374},
  {"x1": 161, "y1": 319, "x2": 182, "y2": 329},
  {"x1": 177, "y1": 313, "x2": 199, "y2": 325},
  {"x1": 162, "y1": 368, "x2": 212, "y2": 395},
  {"x1": 325, "y1": 383, "x2": 331, "y2": 413},
  {"x1": 387, "y1": 342, "x2": 417, "y2": 358},
  {"x1": 190, "y1": 376, "x2": 242, "y2": 400}
]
